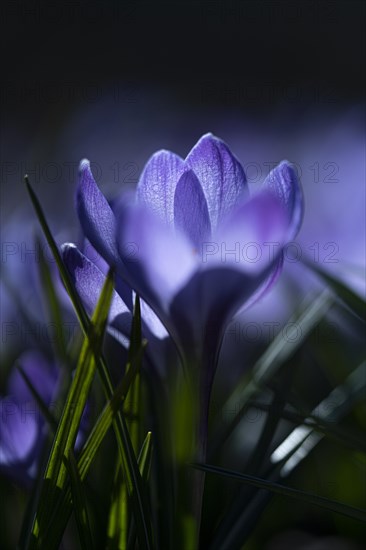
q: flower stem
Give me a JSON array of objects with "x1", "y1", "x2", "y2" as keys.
[
  {"x1": 178, "y1": 335, "x2": 222, "y2": 548},
  {"x1": 186, "y1": 358, "x2": 215, "y2": 547},
  {"x1": 191, "y1": 380, "x2": 210, "y2": 537}
]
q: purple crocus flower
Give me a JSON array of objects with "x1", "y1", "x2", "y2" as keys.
[
  {"x1": 0, "y1": 351, "x2": 59, "y2": 484},
  {"x1": 61, "y1": 133, "x2": 303, "y2": 520},
  {"x1": 72, "y1": 134, "x2": 303, "y2": 376}
]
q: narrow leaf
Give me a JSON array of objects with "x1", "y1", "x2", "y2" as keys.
[
  {"x1": 138, "y1": 432, "x2": 153, "y2": 482},
  {"x1": 302, "y1": 257, "x2": 366, "y2": 322},
  {"x1": 192, "y1": 463, "x2": 366, "y2": 523},
  {"x1": 66, "y1": 450, "x2": 94, "y2": 550},
  {"x1": 108, "y1": 296, "x2": 144, "y2": 550},
  {"x1": 78, "y1": 343, "x2": 146, "y2": 480},
  {"x1": 107, "y1": 462, "x2": 128, "y2": 550},
  {"x1": 38, "y1": 342, "x2": 146, "y2": 550},
  {"x1": 210, "y1": 291, "x2": 333, "y2": 456},
  {"x1": 24, "y1": 176, "x2": 89, "y2": 331},
  {"x1": 17, "y1": 364, "x2": 57, "y2": 432},
  {"x1": 36, "y1": 233, "x2": 68, "y2": 361},
  {"x1": 25, "y1": 177, "x2": 153, "y2": 550},
  {"x1": 126, "y1": 432, "x2": 154, "y2": 550},
  {"x1": 271, "y1": 361, "x2": 366, "y2": 475},
  {"x1": 31, "y1": 269, "x2": 114, "y2": 546}
]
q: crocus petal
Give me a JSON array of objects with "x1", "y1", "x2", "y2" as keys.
[
  {"x1": 76, "y1": 159, "x2": 119, "y2": 266},
  {"x1": 83, "y1": 238, "x2": 109, "y2": 275},
  {"x1": 116, "y1": 204, "x2": 197, "y2": 315},
  {"x1": 174, "y1": 170, "x2": 211, "y2": 248},
  {"x1": 0, "y1": 398, "x2": 39, "y2": 466},
  {"x1": 8, "y1": 350, "x2": 58, "y2": 405},
  {"x1": 185, "y1": 133, "x2": 248, "y2": 229},
  {"x1": 208, "y1": 192, "x2": 288, "y2": 274},
  {"x1": 61, "y1": 243, "x2": 132, "y2": 337},
  {"x1": 171, "y1": 263, "x2": 276, "y2": 361},
  {"x1": 136, "y1": 150, "x2": 185, "y2": 226},
  {"x1": 1, "y1": 352, "x2": 57, "y2": 479},
  {"x1": 137, "y1": 293, "x2": 169, "y2": 340},
  {"x1": 238, "y1": 252, "x2": 284, "y2": 312},
  {"x1": 264, "y1": 161, "x2": 304, "y2": 241},
  {"x1": 82, "y1": 238, "x2": 133, "y2": 311}
]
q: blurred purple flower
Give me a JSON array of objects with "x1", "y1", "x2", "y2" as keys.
[
  {"x1": 0, "y1": 210, "x2": 78, "y2": 361},
  {"x1": 0, "y1": 351, "x2": 58, "y2": 483},
  {"x1": 69, "y1": 133, "x2": 303, "y2": 378},
  {"x1": 0, "y1": 350, "x2": 89, "y2": 484}
]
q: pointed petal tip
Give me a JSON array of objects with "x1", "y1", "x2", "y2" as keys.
[
  {"x1": 201, "y1": 131, "x2": 215, "y2": 139},
  {"x1": 278, "y1": 159, "x2": 299, "y2": 179},
  {"x1": 191, "y1": 132, "x2": 221, "y2": 150},
  {"x1": 136, "y1": 149, "x2": 185, "y2": 226},
  {"x1": 60, "y1": 242, "x2": 77, "y2": 253},
  {"x1": 151, "y1": 148, "x2": 174, "y2": 156},
  {"x1": 264, "y1": 160, "x2": 304, "y2": 240},
  {"x1": 200, "y1": 132, "x2": 217, "y2": 139},
  {"x1": 174, "y1": 169, "x2": 211, "y2": 247},
  {"x1": 79, "y1": 158, "x2": 90, "y2": 172},
  {"x1": 75, "y1": 156, "x2": 118, "y2": 266},
  {"x1": 61, "y1": 243, "x2": 80, "y2": 266},
  {"x1": 77, "y1": 159, "x2": 95, "y2": 196},
  {"x1": 186, "y1": 132, "x2": 248, "y2": 229}
]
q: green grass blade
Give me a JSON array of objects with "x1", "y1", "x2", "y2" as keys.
[
  {"x1": 107, "y1": 296, "x2": 144, "y2": 550},
  {"x1": 106, "y1": 432, "x2": 153, "y2": 550},
  {"x1": 138, "y1": 432, "x2": 153, "y2": 482},
  {"x1": 24, "y1": 176, "x2": 89, "y2": 331},
  {"x1": 125, "y1": 295, "x2": 142, "y2": 453},
  {"x1": 211, "y1": 361, "x2": 366, "y2": 549},
  {"x1": 271, "y1": 361, "x2": 366, "y2": 474},
  {"x1": 18, "y1": 426, "x2": 56, "y2": 549},
  {"x1": 228, "y1": 291, "x2": 332, "y2": 409},
  {"x1": 17, "y1": 364, "x2": 57, "y2": 432},
  {"x1": 247, "y1": 400, "x2": 366, "y2": 453},
  {"x1": 47, "y1": 267, "x2": 114, "y2": 485},
  {"x1": 25, "y1": 177, "x2": 153, "y2": 550},
  {"x1": 191, "y1": 463, "x2": 366, "y2": 523},
  {"x1": 88, "y1": 357, "x2": 153, "y2": 548},
  {"x1": 30, "y1": 268, "x2": 114, "y2": 546},
  {"x1": 302, "y1": 257, "x2": 366, "y2": 322},
  {"x1": 247, "y1": 361, "x2": 294, "y2": 475},
  {"x1": 74, "y1": 343, "x2": 145, "y2": 484},
  {"x1": 38, "y1": 341, "x2": 146, "y2": 549},
  {"x1": 128, "y1": 294, "x2": 142, "y2": 361},
  {"x1": 112, "y1": 383, "x2": 153, "y2": 550},
  {"x1": 122, "y1": 295, "x2": 142, "y2": 549},
  {"x1": 78, "y1": 344, "x2": 146, "y2": 480},
  {"x1": 126, "y1": 432, "x2": 154, "y2": 550},
  {"x1": 98, "y1": 295, "x2": 154, "y2": 550},
  {"x1": 210, "y1": 291, "x2": 334, "y2": 456},
  {"x1": 36, "y1": 233, "x2": 69, "y2": 361},
  {"x1": 66, "y1": 450, "x2": 94, "y2": 550},
  {"x1": 212, "y1": 362, "x2": 295, "y2": 548},
  {"x1": 112, "y1": 297, "x2": 154, "y2": 549},
  {"x1": 107, "y1": 461, "x2": 128, "y2": 550}
]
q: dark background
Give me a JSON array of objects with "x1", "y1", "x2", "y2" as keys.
[{"x1": 1, "y1": 0, "x2": 365, "y2": 116}]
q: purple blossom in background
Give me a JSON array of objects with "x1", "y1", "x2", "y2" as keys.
[
  {"x1": 0, "y1": 351, "x2": 58, "y2": 483},
  {"x1": 0, "y1": 210, "x2": 79, "y2": 361},
  {"x1": 67, "y1": 134, "x2": 303, "y2": 383},
  {"x1": 0, "y1": 350, "x2": 90, "y2": 484}
]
